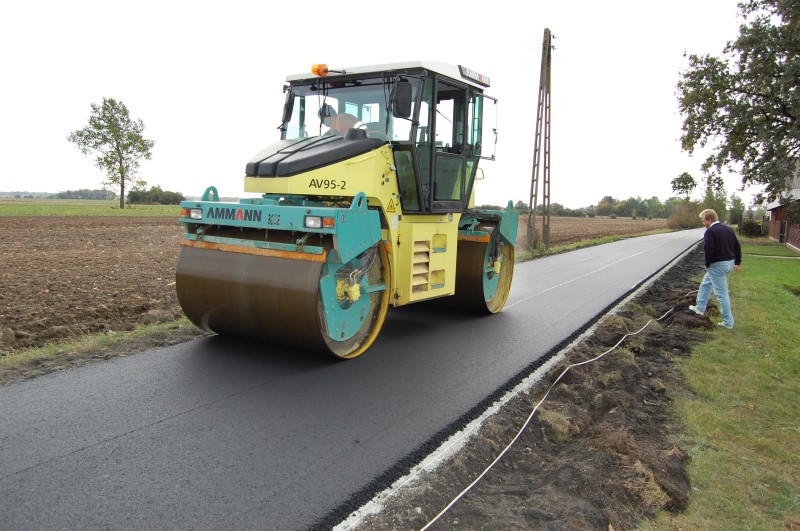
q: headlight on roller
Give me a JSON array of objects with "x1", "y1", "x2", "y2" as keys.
[
  {"x1": 305, "y1": 216, "x2": 334, "y2": 229},
  {"x1": 180, "y1": 208, "x2": 203, "y2": 220}
]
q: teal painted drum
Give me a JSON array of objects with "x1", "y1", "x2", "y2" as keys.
[
  {"x1": 448, "y1": 225, "x2": 515, "y2": 314},
  {"x1": 318, "y1": 243, "x2": 390, "y2": 357}
]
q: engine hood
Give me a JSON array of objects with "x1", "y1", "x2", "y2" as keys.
[{"x1": 245, "y1": 132, "x2": 386, "y2": 178}]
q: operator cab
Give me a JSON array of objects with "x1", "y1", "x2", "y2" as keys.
[{"x1": 279, "y1": 62, "x2": 496, "y2": 214}]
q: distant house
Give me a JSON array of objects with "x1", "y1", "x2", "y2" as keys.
[
  {"x1": 766, "y1": 191, "x2": 800, "y2": 223},
  {"x1": 766, "y1": 169, "x2": 800, "y2": 250}
]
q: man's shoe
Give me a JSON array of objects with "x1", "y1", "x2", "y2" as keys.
[
  {"x1": 717, "y1": 322, "x2": 733, "y2": 329},
  {"x1": 689, "y1": 305, "x2": 705, "y2": 315}
]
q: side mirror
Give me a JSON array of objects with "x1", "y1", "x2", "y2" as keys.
[
  {"x1": 392, "y1": 80, "x2": 413, "y2": 119},
  {"x1": 281, "y1": 87, "x2": 295, "y2": 124}
]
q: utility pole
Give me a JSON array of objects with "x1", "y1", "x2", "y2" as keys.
[{"x1": 527, "y1": 28, "x2": 553, "y2": 250}]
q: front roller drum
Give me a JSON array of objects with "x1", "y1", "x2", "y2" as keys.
[
  {"x1": 176, "y1": 242, "x2": 390, "y2": 359},
  {"x1": 449, "y1": 228, "x2": 515, "y2": 313}
]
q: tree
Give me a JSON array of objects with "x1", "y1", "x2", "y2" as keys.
[
  {"x1": 701, "y1": 184, "x2": 729, "y2": 222},
  {"x1": 642, "y1": 196, "x2": 665, "y2": 219},
  {"x1": 664, "y1": 197, "x2": 685, "y2": 217},
  {"x1": 67, "y1": 98, "x2": 155, "y2": 209},
  {"x1": 785, "y1": 198, "x2": 800, "y2": 223},
  {"x1": 596, "y1": 196, "x2": 617, "y2": 216},
  {"x1": 56, "y1": 189, "x2": 116, "y2": 200},
  {"x1": 615, "y1": 197, "x2": 643, "y2": 218},
  {"x1": 671, "y1": 172, "x2": 697, "y2": 200},
  {"x1": 677, "y1": 0, "x2": 800, "y2": 201},
  {"x1": 729, "y1": 193, "x2": 746, "y2": 224},
  {"x1": 127, "y1": 185, "x2": 185, "y2": 205}
]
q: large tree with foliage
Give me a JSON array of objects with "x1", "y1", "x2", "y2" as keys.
[
  {"x1": 642, "y1": 196, "x2": 666, "y2": 219},
  {"x1": 729, "y1": 193, "x2": 746, "y2": 224},
  {"x1": 595, "y1": 196, "x2": 617, "y2": 216},
  {"x1": 671, "y1": 172, "x2": 697, "y2": 200},
  {"x1": 785, "y1": 199, "x2": 800, "y2": 222},
  {"x1": 68, "y1": 98, "x2": 155, "y2": 209},
  {"x1": 701, "y1": 184, "x2": 729, "y2": 222},
  {"x1": 677, "y1": 0, "x2": 800, "y2": 201}
]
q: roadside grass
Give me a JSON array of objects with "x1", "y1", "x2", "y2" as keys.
[
  {"x1": 740, "y1": 236, "x2": 800, "y2": 257},
  {"x1": 0, "y1": 198, "x2": 180, "y2": 216},
  {"x1": 649, "y1": 242, "x2": 800, "y2": 529},
  {"x1": 0, "y1": 319, "x2": 204, "y2": 383}
]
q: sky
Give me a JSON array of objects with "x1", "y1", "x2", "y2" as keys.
[{"x1": 0, "y1": 0, "x2": 757, "y2": 208}]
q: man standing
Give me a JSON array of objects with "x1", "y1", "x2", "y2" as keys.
[{"x1": 689, "y1": 209, "x2": 742, "y2": 329}]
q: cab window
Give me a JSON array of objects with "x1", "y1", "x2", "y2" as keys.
[{"x1": 431, "y1": 79, "x2": 468, "y2": 209}]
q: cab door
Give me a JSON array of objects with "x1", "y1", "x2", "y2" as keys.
[
  {"x1": 429, "y1": 78, "x2": 465, "y2": 212},
  {"x1": 424, "y1": 77, "x2": 483, "y2": 214}
]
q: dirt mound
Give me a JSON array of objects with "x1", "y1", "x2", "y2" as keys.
[{"x1": 348, "y1": 246, "x2": 711, "y2": 531}]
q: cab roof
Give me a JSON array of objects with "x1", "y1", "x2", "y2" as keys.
[{"x1": 285, "y1": 61, "x2": 490, "y2": 89}]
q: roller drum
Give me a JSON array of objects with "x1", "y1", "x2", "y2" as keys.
[
  {"x1": 446, "y1": 227, "x2": 515, "y2": 314},
  {"x1": 176, "y1": 243, "x2": 390, "y2": 358}
]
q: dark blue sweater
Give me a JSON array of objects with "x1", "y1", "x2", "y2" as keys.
[{"x1": 704, "y1": 222, "x2": 742, "y2": 267}]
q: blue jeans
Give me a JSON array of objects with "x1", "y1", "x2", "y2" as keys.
[{"x1": 695, "y1": 260, "x2": 735, "y2": 327}]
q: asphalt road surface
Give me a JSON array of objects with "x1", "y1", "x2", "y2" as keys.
[{"x1": 0, "y1": 229, "x2": 703, "y2": 530}]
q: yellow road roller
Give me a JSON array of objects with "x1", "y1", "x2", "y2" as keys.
[{"x1": 176, "y1": 62, "x2": 518, "y2": 358}]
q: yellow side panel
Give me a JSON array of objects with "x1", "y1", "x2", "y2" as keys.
[
  {"x1": 393, "y1": 215, "x2": 460, "y2": 306},
  {"x1": 243, "y1": 145, "x2": 399, "y2": 212}
]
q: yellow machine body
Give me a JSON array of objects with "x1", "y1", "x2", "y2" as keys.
[
  {"x1": 244, "y1": 144, "x2": 466, "y2": 307},
  {"x1": 176, "y1": 62, "x2": 518, "y2": 358}
]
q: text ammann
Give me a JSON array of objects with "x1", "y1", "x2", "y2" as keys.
[{"x1": 205, "y1": 207, "x2": 262, "y2": 222}]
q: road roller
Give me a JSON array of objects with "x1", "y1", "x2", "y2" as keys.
[{"x1": 176, "y1": 62, "x2": 518, "y2": 358}]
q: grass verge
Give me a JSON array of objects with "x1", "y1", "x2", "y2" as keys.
[
  {"x1": 740, "y1": 236, "x2": 800, "y2": 257},
  {"x1": 0, "y1": 319, "x2": 206, "y2": 386},
  {"x1": 649, "y1": 242, "x2": 800, "y2": 529},
  {"x1": 0, "y1": 198, "x2": 180, "y2": 216}
]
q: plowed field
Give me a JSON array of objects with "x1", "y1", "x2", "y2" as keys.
[
  {"x1": 0, "y1": 215, "x2": 666, "y2": 352},
  {"x1": 0, "y1": 216, "x2": 182, "y2": 352},
  {"x1": 517, "y1": 215, "x2": 666, "y2": 246}
]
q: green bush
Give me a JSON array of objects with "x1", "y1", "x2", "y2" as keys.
[
  {"x1": 739, "y1": 219, "x2": 762, "y2": 237},
  {"x1": 558, "y1": 208, "x2": 588, "y2": 217},
  {"x1": 786, "y1": 200, "x2": 800, "y2": 224},
  {"x1": 56, "y1": 189, "x2": 115, "y2": 200},
  {"x1": 128, "y1": 186, "x2": 184, "y2": 205},
  {"x1": 667, "y1": 202, "x2": 702, "y2": 229}
]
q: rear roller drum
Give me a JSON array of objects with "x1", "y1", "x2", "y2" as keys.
[{"x1": 450, "y1": 226, "x2": 515, "y2": 313}]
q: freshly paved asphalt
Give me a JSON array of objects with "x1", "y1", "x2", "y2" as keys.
[{"x1": 0, "y1": 229, "x2": 703, "y2": 530}]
